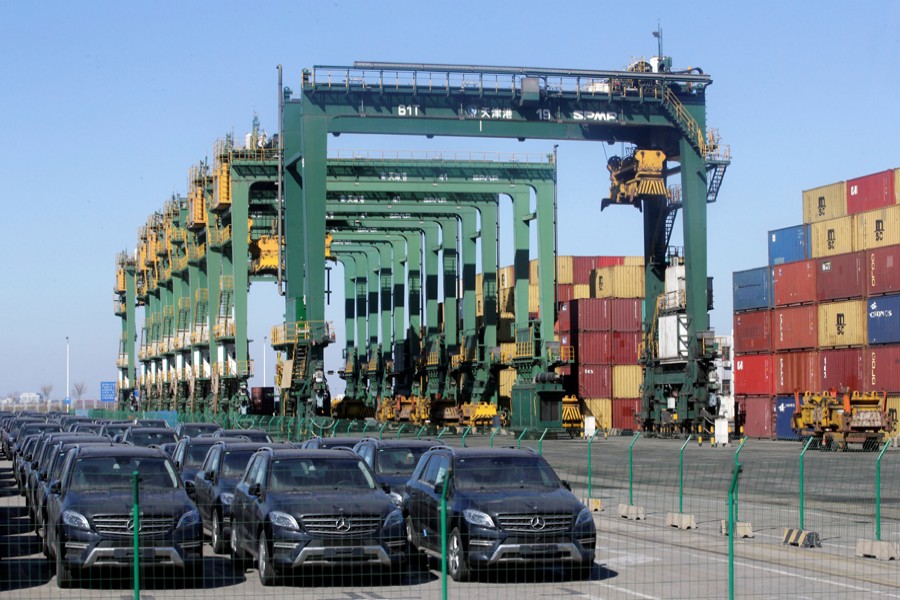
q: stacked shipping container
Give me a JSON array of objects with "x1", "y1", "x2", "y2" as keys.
[{"x1": 734, "y1": 167, "x2": 900, "y2": 438}]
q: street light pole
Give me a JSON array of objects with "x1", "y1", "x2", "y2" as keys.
[
  {"x1": 65, "y1": 336, "x2": 70, "y2": 412},
  {"x1": 263, "y1": 336, "x2": 267, "y2": 387}
]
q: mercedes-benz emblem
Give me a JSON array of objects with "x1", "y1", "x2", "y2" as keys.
[
  {"x1": 125, "y1": 518, "x2": 143, "y2": 533},
  {"x1": 335, "y1": 517, "x2": 352, "y2": 532},
  {"x1": 530, "y1": 516, "x2": 546, "y2": 531}
]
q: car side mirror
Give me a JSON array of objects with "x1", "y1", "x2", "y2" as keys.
[
  {"x1": 561, "y1": 480, "x2": 572, "y2": 491},
  {"x1": 39, "y1": 471, "x2": 47, "y2": 482},
  {"x1": 433, "y1": 481, "x2": 444, "y2": 495},
  {"x1": 49, "y1": 480, "x2": 61, "y2": 495},
  {"x1": 204, "y1": 470, "x2": 215, "y2": 481},
  {"x1": 174, "y1": 460, "x2": 181, "y2": 470},
  {"x1": 250, "y1": 482, "x2": 263, "y2": 497},
  {"x1": 381, "y1": 482, "x2": 391, "y2": 494},
  {"x1": 31, "y1": 460, "x2": 39, "y2": 469}
]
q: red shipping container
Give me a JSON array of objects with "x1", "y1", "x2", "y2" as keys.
[
  {"x1": 574, "y1": 298, "x2": 611, "y2": 331},
  {"x1": 867, "y1": 246, "x2": 900, "y2": 296},
  {"x1": 734, "y1": 354, "x2": 775, "y2": 395},
  {"x1": 773, "y1": 260, "x2": 817, "y2": 306},
  {"x1": 575, "y1": 331, "x2": 611, "y2": 364},
  {"x1": 847, "y1": 170, "x2": 896, "y2": 215},
  {"x1": 734, "y1": 310, "x2": 772, "y2": 354},
  {"x1": 611, "y1": 398, "x2": 642, "y2": 430},
  {"x1": 576, "y1": 364, "x2": 611, "y2": 398},
  {"x1": 864, "y1": 345, "x2": 900, "y2": 393},
  {"x1": 817, "y1": 252, "x2": 866, "y2": 301},
  {"x1": 743, "y1": 396, "x2": 774, "y2": 438},
  {"x1": 819, "y1": 348, "x2": 864, "y2": 391},
  {"x1": 610, "y1": 332, "x2": 641, "y2": 364},
  {"x1": 558, "y1": 301, "x2": 573, "y2": 332},
  {"x1": 773, "y1": 305, "x2": 818, "y2": 351},
  {"x1": 556, "y1": 284, "x2": 575, "y2": 303},
  {"x1": 774, "y1": 351, "x2": 820, "y2": 395},
  {"x1": 609, "y1": 298, "x2": 642, "y2": 331}
]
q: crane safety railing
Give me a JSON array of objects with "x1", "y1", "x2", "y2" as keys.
[
  {"x1": 328, "y1": 149, "x2": 552, "y2": 164},
  {"x1": 213, "y1": 322, "x2": 236, "y2": 340},
  {"x1": 270, "y1": 321, "x2": 336, "y2": 346},
  {"x1": 188, "y1": 243, "x2": 206, "y2": 261}
]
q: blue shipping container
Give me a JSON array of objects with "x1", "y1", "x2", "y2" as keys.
[
  {"x1": 775, "y1": 396, "x2": 800, "y2": 440},
  {"x1": 867, "y1": 294, "x2": 900, "y2": 345},
  {"x1": 768, "y1": 224, "x2": 810, "y2": 266},
  {"x1": 733, "y1": 267, "x2": 773, "y2": 312}
]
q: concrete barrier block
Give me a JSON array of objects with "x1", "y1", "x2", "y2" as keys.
[
  {"x1": 856, "y1": 539, "x2": 899, "y2": 561},
  {"x1": 665, "y1": 512, "x2": 697, "y2": 529},
  {"x1": 720, "y1": 520, "x2": 754, "y2": 538},
  {"x1": 617, "y1": 503, "x2": 645, "y2": 520},
  {"x1": 581, "y1": 497, "x2": 603, "y2": 512},
  {"x1": 783, "y1": 528, "x2": 821, "y2": 548}
]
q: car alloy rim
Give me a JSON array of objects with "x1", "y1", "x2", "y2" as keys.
[
  {"x1": 259, "y1": 536, "x2": 267, "y2": 574},
  {"x1": 212, "y1": 513, "x2": 219, "y2": 547},
  {"x1": 449, "y1": 534, "x2": 460, "y2": 574},
  {"x1": 231, "y1": 526, "x2": 238, "y2": 557}
]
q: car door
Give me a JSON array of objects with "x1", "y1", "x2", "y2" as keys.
[
  {"x1": 195, "y1": 446, "x2": 219, "y2": 522},
  {"x1": 232, "y1": 454, "x2": 261, "y2": 545},
  {"x1": 422, "y1": 454, "x2": 450, "y2": 549},
  {"x1": 247, "y1": 454, "x2": 269, "y2": 554}
]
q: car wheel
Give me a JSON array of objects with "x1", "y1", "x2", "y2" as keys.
[
  {"x1": 55, "y1": 542, "x2": 75, "y2": 588},
  {"x1": 230, "y1": 519, "x2": 248, "y2": 571},
  {"x1": 447, "y1": 527, "x2": 470, "y2": 582},
  {"x1": 211, "y1": 509, "x2": 226, "y2": 554},
  {"x1": 257, "y1": 529, "x2": 277, "y2": 586}
]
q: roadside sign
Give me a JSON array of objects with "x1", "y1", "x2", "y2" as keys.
[
  {"x1": 100, "y1": 381, "x2": 117, "y2": 402},
  {"x1": 64, "y1": 397, "x2": 71, "y2": 406}
]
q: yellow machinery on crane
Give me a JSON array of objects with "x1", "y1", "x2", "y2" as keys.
[{"x1": 792, "y1": 389, "x2": 896, "y2": 450}]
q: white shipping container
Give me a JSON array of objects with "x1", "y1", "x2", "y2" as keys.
[
  {"x1": 659, "y1": 314, "x2": 689, "y2": 361},
  {"x1": 665, "y1": 263, "x2": 686, "y2": 295}
]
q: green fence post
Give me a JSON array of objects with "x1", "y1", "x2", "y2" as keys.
[
  {"x1": 362, "y1": 420, "x2": 371, "y2": 436},
  {"x1": 799, "y1": 436, "x2": 814, "y2": 530},
  {"x1": 537, "y1": 428, "x2": 548, "y2": 455},
  {"x1": 728, "y1": 457, "x2": 741, "y2": 600},
  {"x1": 132, "y1": 470, "x2": 140, "y2": 600},
  {"x1": 733, "y1": 437, "x2": 747, "y2": 522},
  {"x1": 378, "y1": 422, "x2": 388, "y2": 440},
  {"x1": 396, "y1": 423, "x2": 407, "y2": 440},
  {"x1": 679, "y1": 435, "x2": 693, "y2": 514},
  {"x1": 489, "y1": 428, "x2": 499, "y2": 448},
  {"x1": 461, "y1": 426, "x2": 472, "y2": 448},
  {"x1": 587, "y1": 431, "x2": 597, "y2": 501},
  {"x1": 517, "y1": 428, "x2": 528, "y2": 448},
  {"x1": 296, "y1": 418, "x2": 304, "y2": 443},
  {"x1": 437, "y1": 427, "x2": 448, "y2": 440},
  {"x1": 628, "y1": 432, "x2": 640, "y2": 506},
  {"x1": 416, "y1": 425, "x2": 427, "y2": 439},
  {"x1": 346, "y1": 420, "x2": 355, "y2": 436},
  {"x1": 440, "y1": 474, "x2": 449, "y2": 600},
  {"x1": 876, "y1": 440, "x2": 890, "y2": 541}
]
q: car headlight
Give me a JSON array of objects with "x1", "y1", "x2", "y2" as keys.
[
  {"x1": 388, "y1": 492, "x2": 403, "y2": 508},
  {"x1": 62, "y1": 510, "x2": 90, "y2": 530},
  {"x1": 269, "y1": 511, "x2": 299, "y2": 530},
  {"x1": 463, "y1": 509, "x2": 495, "y2": 529},
  {"x1": 220, "y1": 492, "x2": 234, "y2": 505},
  {"x1": 176, "y1": 509, "x2": 201, "y2": 529},
  {"x1": 383, "y1": 509, "x2": 403, "y2": 529},
  {"x1": 575, "y1": 508, "x2": 593, "y2": 527}
]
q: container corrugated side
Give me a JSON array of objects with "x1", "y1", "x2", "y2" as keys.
[
  {"x1": 611, "y1": 398, "x2": 642, "y2": 430},
  {"x1": 557, "y1": 301, "x2": 573, "y2": 332},
  {"x1": 819, "y1": 348, "x2": 864, "y2": 391},
  {"x1": 612, "y1": 365, "x2": 642, "y2": 398},
  {"x1": 743, "y1": 396, "x2": 774, "y2": 438},
  {"x1": 768, "y1": 224, "x2": 810, "y2": 266},
  {"x1": 818, "y1": 300, "x2": 867, "y2": 348},
  {"x1": 867, "y1": 293, "x2": 900, "y2": 345},
  {"x1": 774, "y1": 396, "x2": 800, "y2": 440},
  {"x1": 803, "y1": 181, "x2": 847, "y2": 224},
  {"x1": 774, "y1": 351, "x2": 819, "y2": 395},
  {"x1": 810, "y1": 215, "x2": 856, "y2": 258},
  {"x1": 867, "y1": 246, "x2": 900, "y2": 297},
  {"x1": 591, "y1": 265, "x2": 645, "y2": 298},
  {"x1": 864, "y1": 345, "x2": 900, "y2": 392},
  {"x1": 773, "y1": 305, "x2": 818, "y2": 351},
  {"x1": 574, "y1": 298, "x2": 611, "y2": 331},
  {"x1": 572, "y1": 256, "x2": 624, "y2": 284},
  {"x1": 734, "y1": 310, "x2": 772, "y2": 354},
  {"x1": 610, "y1": 332, "x2": 641, "y2": 364},
  {"x1": 773, "y1": 260, "x2": 817, "y2": 306},
  {"x1": 856, "y1": 204, "x2": 900, "y2": 250},
  {"x1": 573, "y1": 284, "x2": 591, "y2": 300},
  {"x1": 733, "y1": 267, "x2": 773, "y2": 312},
  {"x1": 582, "y1": 398, "x2": 612, "y2": 430},
  {"x1": 497, "y1": 287, "x2": 515, "y2": 316},
  {"x1": 609, "y1": 298, "x2": 642, "y2": 331},
  {"x1": 528, "y1": 284, "x2": 540, "y2": 314},
  {"x1": 557, "y1": 284, "x2": 575, "y2": 303},
  {"x1": 575, "y1": 331, "x2": 611, "y2": 364},
  {"x1": 498, "y1": 265, "x2": 515, "y2": 289},
  {"x1": 577, "y1": 364, "x2": 611, "y2": 398},
  {"x1": 734, "y1": 354, "x2": 774, "y2": 395},
  {"x1": 817, "y1": 252, "x2": 866, "y2": 301},
  {"x1": 498, "y1": 368, "x2": 516, "y2": 397},
  {"x1": 847, "y1": 170, "x2": 896, "y2": 215},
  {"x1": 557, "y1": 255, "x2": 574, "y2": 285}
]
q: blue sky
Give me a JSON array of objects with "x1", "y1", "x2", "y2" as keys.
[{"x1": 1, "y1": 1, "x2": 898, "y2": 399}]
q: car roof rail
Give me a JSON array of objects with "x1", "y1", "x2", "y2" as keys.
[
  {"x1": 427, "y1": 444, "x2": 452, "y2": 452},
  {"x1": 332, "y1": 446, "x2": 358, "y2": 453},
  {"x1": 500, "y1": 445, "x2": 537, "y2": 453}
]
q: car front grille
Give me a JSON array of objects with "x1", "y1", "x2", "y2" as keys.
[
  {"x1": 92, "y1": 514, "x2": 174, "y2": 537},
  {"x1": 300, "y1": 514, "x2": 381, "y2": 535},
  {"x1": 496, "y1": 513, "x2": 573, "y2": 533}
]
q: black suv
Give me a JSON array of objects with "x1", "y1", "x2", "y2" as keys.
[
  {"x1": 171, "y1": 436, "x2": 249, "y2": 499},
  {"x1": 229, "y1": 448, "x2": 406, "y2": 585},
  {"x1": 192, "y1": 440, "x2": 292, "y2": 553},
  {"x1": 120, "y1": 427, "x2": 178, "y2": 448},
  {"x1": 352, "y1": 438, "x2": 438, "y2": 497},
  {"x1": 214, "y1": 429, "x2": 272, "y2": 443},
  {"x1": 174, "y1": 422, "x2": 222, "y2": 440},
  {"x1": 300, "y1": 436, "x2": 368, "y2": 450},
  {"x1": 45, "y1": 445, "x2": 202, "y2": 587},
  {"x1": 405, "y1": 447, "x2": 596, "y2": 581}
]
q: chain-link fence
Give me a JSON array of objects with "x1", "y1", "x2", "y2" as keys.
[{"x1": 3, "y1": 417, "x2": 900, "y2": 599}]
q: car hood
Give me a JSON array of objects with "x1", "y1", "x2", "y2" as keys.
[
  {"x1": 65, "y1": 489, "x2": 195, "y2": 518},
  {"x1": 454, "y1": 487, "x2": 583, "y2": 516},
  {"x1": 379, "y1": 475, "x2": 410, "y2": 493},
  {"x1": 268, "y1": 489, "x2": 395, "y2": 517}
]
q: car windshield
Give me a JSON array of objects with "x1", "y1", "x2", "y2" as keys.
[
  {"x1": 375, "y1": 447, "x2": 430, "y2": 476},
  {"x1": 221, "y1": 450, "x2": 255, "y2": 478},
  {"x1": 182, "y1": 424, "x2": 219, "y2": 437},
  {"x1": 268, "y1": 457, "x2": 375, "y2": 492},
  {"x1": 104, "y1": 425, "x2": 131, "y2": 436},
  {"x1": 68, "y1": 456, "x2": 179, "y2": 491},
  {"x1": 184, "y1": 444, "x2": 214, "y2": 467},
  {"x1": 73, "y1": 424, "x2": 103, "y2": 434},
  {"x1": 235, "y1": 431, "x2": 270, "y2": 442},
  {"x1": 454, "y1": 456, "x2": 561, "y2": 490},
  {"x1": 129, "y1": 431, "x2": 177, "y2": 447}
]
